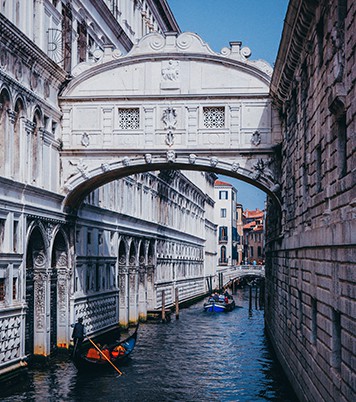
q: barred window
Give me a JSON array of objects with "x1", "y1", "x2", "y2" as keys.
[
  {"x1": 118, "y1": 108, "x2": 140, "y2": 129},
  {"x1": 0, "y1": 278, "x2": 5, "y2": 301},
  {"x1": 13, "y1": 278, "x2": 16, "y2": 300},
  {"x1": 203, "y1": 107, "x2": 225, "y2": 128}
]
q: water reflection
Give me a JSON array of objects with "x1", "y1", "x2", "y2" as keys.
[{"x1": 0, "y1": 288, "x2": 298, "y2": 402}]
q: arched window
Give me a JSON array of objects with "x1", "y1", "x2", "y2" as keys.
[
  {"x1": 13, "y1": 98, "x2": 24, "y2": 180},
  {"x1": 31, "y1": 108, "x2": 42, "y2": 184},
  {"x1": 0, "y1": 88, "x2": 11, "y2": 175},
  {"x1": 220, "y1": 246, "x2": 227, "y2": 264}
]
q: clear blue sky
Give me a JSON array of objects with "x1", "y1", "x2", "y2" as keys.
[{"x1": 167, "y1": 0, "x2": 288, "y2": 210}]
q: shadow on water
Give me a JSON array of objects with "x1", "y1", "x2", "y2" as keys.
[{"x1": 0, "y1": 288, "x2": 299, "y2": 402}]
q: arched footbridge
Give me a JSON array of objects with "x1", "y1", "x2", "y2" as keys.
[{"x1": 218, "y1": 265, "x2": 265, "y2": 288}]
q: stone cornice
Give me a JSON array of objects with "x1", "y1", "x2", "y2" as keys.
[
  {"x1": 147, "y1": 0, "x2": 181, "y2": 33},
  {"x1": 94, "y1": 0, "x2": 133, "y2": 53},
  {"x1": 0, "y1": 14, "x2": 66, "y2": 84},
  {"x1": 270, "y1": 0, "x2": 319, "y2": 106}
]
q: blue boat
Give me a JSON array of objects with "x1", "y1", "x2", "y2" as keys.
[{"x1": 204, "y1": 297, "x2": 235, "y2": 312}]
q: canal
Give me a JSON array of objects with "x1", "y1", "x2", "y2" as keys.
[{"x1": 0, "y1": 288, "x2": 298, "y2": 401}]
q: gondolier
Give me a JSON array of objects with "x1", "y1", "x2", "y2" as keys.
[{"x1": 72, "y1": 317, "x2": 86, "y2": 356}]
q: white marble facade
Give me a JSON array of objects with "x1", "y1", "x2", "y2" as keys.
[{"x1": 0, "y1": 0, "x2": 275, "y2": 378}]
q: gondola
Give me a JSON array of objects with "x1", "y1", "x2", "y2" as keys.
[
  {"x1": 71, "y1": 324, "x2": 139, "y2": 371},
  {"x1": 204, "y1": 297, "x2": 235, "y2": 312}
]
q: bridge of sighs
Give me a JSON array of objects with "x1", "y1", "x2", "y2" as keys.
[{"x1": 59, "y1": 32, "x2": 282, "y2": 209}]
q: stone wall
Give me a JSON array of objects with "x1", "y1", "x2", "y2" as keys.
[{"x1": 267, "y1": 1, "x2": 355, "y2": 401}]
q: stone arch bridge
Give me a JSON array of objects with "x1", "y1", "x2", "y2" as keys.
[{"x1": 59, "y1": 32, "x2": 282, "y2": 210}]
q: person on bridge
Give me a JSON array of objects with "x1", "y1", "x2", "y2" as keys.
[{"x1": 72, "y1": 317, "x2": 86, "y2": 356}]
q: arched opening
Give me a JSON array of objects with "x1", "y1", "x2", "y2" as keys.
[
  {"x1": 31, "y1": 108, "x2": 42, "y2": 185},
  {"x1": 13, "y1": 97, "x2": 25, "y2": 180},
  {"x1": 25, "y1": 226, "x2": 46, "y2": 356},
  {"x1": 50, "y1": 230, "x2": 69, "y2": 352},
  {"x1": 220, "y1": 245, "x2": 227, "y2": 265},
  {"x1": 0, "y1": 87, "x2": 11, "y2": 175}
]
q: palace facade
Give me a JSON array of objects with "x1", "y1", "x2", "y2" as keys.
[{"x1": 0, "y1": 0, "x2": 217, "y2": 376}]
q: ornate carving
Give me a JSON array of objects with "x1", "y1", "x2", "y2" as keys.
[
  {"x1": 161, "y1": 60, "x2": 179, "y2": 81},
  {"x1": 162, "y1": 107, "x2": 177, "y2": 129},
  {"x1": 166, "y1": 150, "x2": 176, "y2": 163},
  {"x1": 7, "y1": 109, "x2": 17, "y2": 124},
  {"x1": 0, "y1": 46, "x2": 8, "y2": 70},
  {"x1": 45, "y1": 222, "x2": 55, "y2": 242},
  {"x1": 189, "y1": 154, "x2": 197, "y2": 164},
  {"x1": 122, "y1": 156, "x2": 131, "y2": 166},
  {"x1": 33, "y1": 251, "x2": 46, "y2": 269},
  {"x1": 24, "y1": 119, "x2": 36, "y2": 135},
  {"x1": 252, "y1": 159, "x2": 275, "y2": 181},
  {"x1": 231, "y1": 162, "x2": 240, "y2": 172},
  {"x1": 251, "y1": 130, "x2": 261, "y2": 146},
  {"x1": 210, "y1": 157, "x2": 219, "y2": 167},
  {"x1": 81, "y1": 132, "x2": 90, "y2": 147},
  {"x1": 76, "y1": 159, "x2": 90, "y2": 179},
  {"x1": 30, "y1": 68, "x2": 40, "y2": 90},
  {"x1": 101, "y1": 163, "x2": 111, "y2": 172},
  {"x1": 44, "y1": 79, "x2": 50, "y2": 99},
  {"x1": 144, "y1": 153, "x2": 152, "y2": 164},
  {"x1": 34, "y1": 280, "x2": 46, "y2": 330},
  {"x1": 14, "y1": 58, "x2": 23, "y2": 80},
  {"x1": 165, "y1": 131, "x2": 174, "y2": 146}
]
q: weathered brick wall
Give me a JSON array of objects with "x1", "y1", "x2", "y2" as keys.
[{"x1": 267, "y1": 1, "x2": 355, "y2": 401}]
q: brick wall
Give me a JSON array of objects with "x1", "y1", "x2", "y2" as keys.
[{"x1": 267, "y1": 1, "x2": 355, "y2": 401}]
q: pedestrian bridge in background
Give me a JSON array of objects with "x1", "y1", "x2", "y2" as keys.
[
  {"x1": 59, "y1": 31, "x2": 282, "y2": 209},
  {"x1": 218, "y1": 265, "x2": 265, "y2": 288}
]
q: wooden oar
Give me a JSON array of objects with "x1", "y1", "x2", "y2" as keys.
[{"x1": 88, "y1": 338, "x2": 123, "y2": 376}]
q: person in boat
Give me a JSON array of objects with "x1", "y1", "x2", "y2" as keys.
[
  {"x1": 218, "y1": 293, "x2": 225, "y2": 302},
  {"x1": 100, "y1": 345, "x2": 111, "y2": 360},
  {"x1": 72, "y1": 317, "x2": 85, "y2": 356},
  {"x1": 111, "y1": 344, "x2": 126, "y2": 359},
  {"x1": 208, "y1": 294, "x2": 215, "y2": 302},
  {"x1": 213, "y1": 292, "x2": 219, "y2": 301},
  {"x1": 86, "y1": 346, "x2": 101, "y2": 360}
]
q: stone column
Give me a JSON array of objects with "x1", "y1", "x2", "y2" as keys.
[
  {"x1": 56, "y1": 267, "x2": 70, "y2": 348},
  {"x1": 33, "y1": 266, "x2": 50, "y2": 356},
  {"x1": 146, "y1": 265, "x2": 155, "y2": 310},
  {"x1": 128, "y1": 265, "x2": 139, "y2": 325},
  {"x1": 138, "y1": 265, "x2": 147, "y2": 321},
  {"x1": 118, "y1": 266, "x2": 129, "y2": 327}
]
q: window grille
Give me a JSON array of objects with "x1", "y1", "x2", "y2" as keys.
[
  {"x1": 13, "y1": 278, "x2": 16, "y2": 300},
  {"x1": 0, "y1": 279, "x2": 5, "y2": 301},
  {"x1": 118, "y1": 108, "x2": 140, "y2": 129},
  {"x1": 203, "y1": 107, "x2": 225, "y2": 128}
]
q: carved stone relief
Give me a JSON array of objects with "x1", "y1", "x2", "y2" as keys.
[{"x1": 161, "y1": 60, "x2": 179, "y2": 81}]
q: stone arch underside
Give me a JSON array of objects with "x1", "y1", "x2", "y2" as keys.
[{"x1": 59, "y1": 32, "x2": 282, "y2": 211}]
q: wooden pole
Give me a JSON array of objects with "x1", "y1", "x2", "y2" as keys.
[
  {"x1": 175, "y1": 287, "x2": 179, "y2": 319},
  {"x1": 88, "y1": 338, "x2": 122, "y2": 376},
  {"x1": 161, "y1": 290, "x2": 166, "y2": 322},
  {"x1": 249, "y1": 285, "x2": 252, "y2": 310},
  {"x1": 255, "y1": 285, "x2": 258, "y2": 309}
]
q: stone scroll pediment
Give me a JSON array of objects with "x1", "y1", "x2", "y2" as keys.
[{"x1": 66, "y1": 32, "x2": 271, "y2": 98}]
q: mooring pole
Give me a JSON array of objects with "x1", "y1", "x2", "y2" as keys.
[
  {"x1": 255, "y1": 285, "x2": 258, "y2": 309},
  {"x1": 161, "y1": 290, "x2": 166, "y2": 322},
  {"x1": 175, "y1": 287, "x2": 179, "y2": 319},
  {"x1": 249, "y1": 285, "x2": 252, "y2": 310}
]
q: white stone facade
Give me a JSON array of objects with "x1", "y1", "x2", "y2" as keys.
[
  {"x1": 0, "y1": 0, "x2": 278, "y2": 383},
  {"x1": 214, "y1": 180, "x2": 239, "y2": 266}
]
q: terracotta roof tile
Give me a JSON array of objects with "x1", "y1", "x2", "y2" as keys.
[{"x1": 214, "y1": 179, "x2": 232, "y2": 187}]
